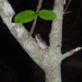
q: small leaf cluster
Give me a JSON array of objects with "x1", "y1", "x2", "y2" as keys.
[{"x1": 14, "y1": 9, "x2": 57, "y2": 23}]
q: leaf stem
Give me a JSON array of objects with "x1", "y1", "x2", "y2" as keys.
[{"x1": 29, "y1": 0, "x2": 43, "y2": 35}]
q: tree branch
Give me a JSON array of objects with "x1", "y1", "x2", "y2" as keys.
[
  {"x1": 49, "y1": 0, "x2": 64, "y2": 53},
  {"x1": 62, "y1": 47, "x2": 82, "y2": 60},
  {"x1": 0, "y1": 0, "x2": 81, "y2": 82},
  {"x1": 0, "y1": 0, "x2": 45, "y2": 65}
]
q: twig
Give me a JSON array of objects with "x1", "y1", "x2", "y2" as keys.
[
  {"x1": 64, "y1": 0, "x2": 71, "y2": 13},
  {"x1": 29, "y1": 0, "x2": 43, "y2": 36},
  {"x1": 62, "y1": 47, "x2": 82, "y2": 60}
]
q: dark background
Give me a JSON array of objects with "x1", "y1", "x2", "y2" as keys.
[{"x1": 0, "y1": 0, "x2": 82, "y2": 82}]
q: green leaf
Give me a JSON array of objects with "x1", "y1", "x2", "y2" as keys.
[
  {"x1": 38, "y1": 9, "x2": 57, "y2": 20},
  {"x1": 14, "y1": 10, "x2": 36, "y2": 23}
]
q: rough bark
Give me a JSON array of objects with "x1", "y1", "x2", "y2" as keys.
[{"x1": 0, "y1": 0, "x2": 81, "y2": 82}]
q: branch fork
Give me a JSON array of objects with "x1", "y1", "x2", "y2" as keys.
[{"x1": 0, "y1": 0, "x2": 82, "y2": 82}]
